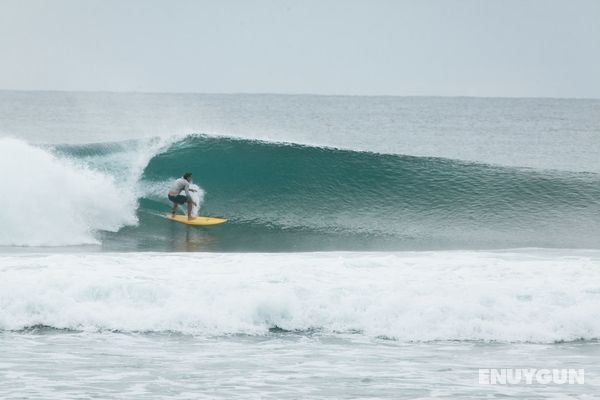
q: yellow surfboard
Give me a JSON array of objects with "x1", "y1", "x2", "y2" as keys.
[{"x1": 166, "y1": 214, "x2": 227, "y2": 226}]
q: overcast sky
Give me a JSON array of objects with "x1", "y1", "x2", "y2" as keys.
[{"x1": 0, "y1": 0, "x2": 598, "y2": 98}]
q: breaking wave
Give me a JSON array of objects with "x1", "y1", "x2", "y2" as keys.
[{"x1": 1, "y1": 134, "x2": 599, "y2": 250}]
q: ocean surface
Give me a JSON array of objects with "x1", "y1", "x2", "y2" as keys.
[{"x1": 0, "y1": 91, "x2": 599, "y2": 398}]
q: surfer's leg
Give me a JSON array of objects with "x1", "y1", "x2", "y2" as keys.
[
  {"x1": 171, "y1": 203, "x2": 178, "y2": 217},
  {"x1": 187, "y1": 200, "x2": 195, "y2": 220}
]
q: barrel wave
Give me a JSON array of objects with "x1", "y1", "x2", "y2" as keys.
[{"x1": 4, "y1": 134, "x2": 600, "y2": 250}]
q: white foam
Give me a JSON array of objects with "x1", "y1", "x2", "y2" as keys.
[
  {"x1": 0, "y1": 138, "x2": 136, "y2": 246},
  {"x1": 1, "y1": 250, "x2": 599, "y2": 342},
  {"x1": 0, "y1": 137, "x2": 180, "y2": 246}
]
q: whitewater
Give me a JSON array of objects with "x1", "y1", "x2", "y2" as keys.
[
  {"x1": 2, "y1": 250, "x2": 600, "y2": 342},
  {"x1": 1, "y1": 92, "x2": 600, "y2": 399}
]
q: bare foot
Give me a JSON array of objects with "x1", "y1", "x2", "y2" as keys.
[{"x1": 187, "y1": 216, "x2": 196, "y2": 221}]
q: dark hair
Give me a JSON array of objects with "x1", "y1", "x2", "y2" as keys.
[{"x1": 183, "y1": 172, "x2": 192, "y2": 180}]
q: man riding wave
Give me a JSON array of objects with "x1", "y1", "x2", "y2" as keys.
[{"x1": 168, "y1": 172, "x2": 198, "y2": 221}]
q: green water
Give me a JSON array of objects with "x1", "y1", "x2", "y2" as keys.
[{"x1": 52, "y1": 134, "x2": 600, "y2": 251}]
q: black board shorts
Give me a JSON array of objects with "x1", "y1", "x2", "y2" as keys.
[{"x1": 168, "y1": 194, "x2": 188, "y2": 205}]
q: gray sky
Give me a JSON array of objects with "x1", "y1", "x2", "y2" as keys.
[{"x1": 0, "y1": 0, "x2": 599, "y2": 97}]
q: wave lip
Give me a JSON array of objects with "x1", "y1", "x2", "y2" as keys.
[{"x1": 1, "y1": 250, "x2": 599, "y2": 342}]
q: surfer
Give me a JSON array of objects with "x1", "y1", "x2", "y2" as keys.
[{"x1": 168, "y1": 172, "x2": 198, "y2": 221}]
